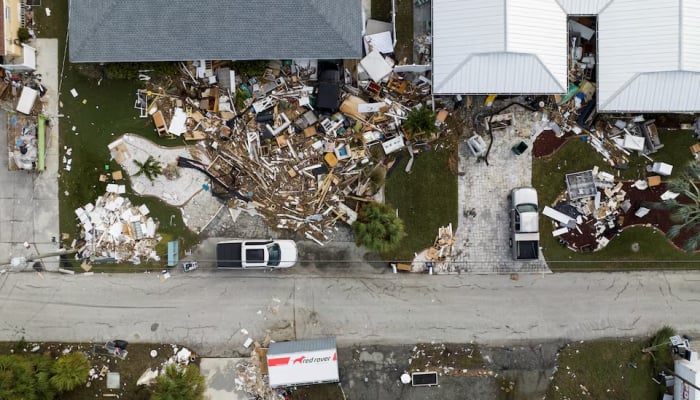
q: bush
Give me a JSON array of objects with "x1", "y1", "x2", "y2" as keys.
[
  {"x1": 352, "y1": 202, "x2": 405, "y2": 252},
  {"x1": 0, "y1": 353, "x2": 56, "y2": 400},
  {"x1": 403, "y1": 105, "x2": 438, "y2": 136},
  {"x1": 50, "y1": 352, "x2": 90, "y2": 393},
  {"x1": 231, "y1": 60, "x2": 268, "y2": 79},
  {"x1": 17, "y1": 27, "x2": 31, "y2": 43},
  {"x1": 150, "y1": 364, "x2": 206, "y2": 400},
  {"x1": 648, "y1": 326, "x2": 676, "y2": 374},
  {"x1": 103, "y1": 62, "x2": 179, "y2": 80}
]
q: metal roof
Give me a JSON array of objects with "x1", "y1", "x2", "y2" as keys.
[
  {"x1": 598, "y1": 0, "x2": 700, "y2": 112},
  {"x1": 268, "y1": 338, "x2": 336, "y2": 356},
  {"x1": 432, "y1": 0, "x2": 567, "y2": 94},
  {"x1": 555, "y1": 0, "x2": 614, "y2": 15},
  {"x1": 68, "y1": 0, "x2": 363, "y2": 63}
]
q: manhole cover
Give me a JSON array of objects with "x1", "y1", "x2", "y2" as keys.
[{"x1": 631, "y1": 243, "x2": 640, "y2": 252}]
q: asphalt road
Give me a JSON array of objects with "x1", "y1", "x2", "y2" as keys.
[{"x1": 1, "y1": 269, "x2": 698, "y2": 357}]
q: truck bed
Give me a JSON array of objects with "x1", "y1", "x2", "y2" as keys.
[
  {"x1": 516, "y1": 240, "x2": 539, "y2": 260},
  {"x1": 217, "y1": 242, "x2": 243, "y2": 268}
]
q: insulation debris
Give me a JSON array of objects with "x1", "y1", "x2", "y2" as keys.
[{"x1": 73, "y1": 193, "x2": 161, "y2": 264}]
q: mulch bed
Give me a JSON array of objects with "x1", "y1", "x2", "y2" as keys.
[
  {"x1": 553, "y1": 183, "x2": 695, "y2": 252},
  {"x1": 532, "y1": 130, "x2": 576, "y2": 158}
]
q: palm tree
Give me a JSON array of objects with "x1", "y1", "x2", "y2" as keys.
[
  {"x1": 150, "y1": 364, "x2": 206, "y2": 400},
  {"x1": 402, "y1": 105, "x2": 438, "y2": 136},
  {"x1": 133, "y1": 156, "x2": 163, "y2": 182},
  {"x1": 662, "y1": 162, "x2": 700, "y2": 252},
  {"x1": 49, "y1": 352, "x2": 90, "y2": 393},
  {"x1": 352, "y1": 202, "x2": 405, "y2": 252}
]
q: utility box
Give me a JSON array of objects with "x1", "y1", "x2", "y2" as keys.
[{"x1": 412, "y1": 371, "x2": 438, "y2": 387}]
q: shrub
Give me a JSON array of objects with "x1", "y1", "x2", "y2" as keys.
[
  {"x1": 150, "y1": 364, "x2": 206, "y2": 400},
  {"x1": 403, "y1": 105, "x2": 438, "y2": 136},
  {"x1": 50, "y1": 352, "x2": 90, "y2": 393},
  {"x1": 17, "y1": 27, "x2": 31, "y2": 43},
  {"x1": 352, "y1": 202, "x2": 405, "y2": 252}
]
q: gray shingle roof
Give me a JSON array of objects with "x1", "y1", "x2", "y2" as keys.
[{"x1": 69, "y1": 0, "x2": 363, "y2": 63}]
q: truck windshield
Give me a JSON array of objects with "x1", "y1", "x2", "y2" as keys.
[
  {"x1": 516, "y1": 204, "x2": 538, "y2": 213},
  {"x1": 267, "y1": 243, "x2": 281, "y2": 266}
]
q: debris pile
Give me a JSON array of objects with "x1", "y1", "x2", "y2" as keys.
[
  {"x1": 544, "y1": 168, "x2": 630, "y2": 252},
  {"x1": 426, "y1": 223, "x2": 455, "y2": 273},
  {"x1": 136, "y1": 56, "x2": 447, "y2": 242},
  {"x1": 7, "y1": 112, "x2": 40, "y2": 170},
  {"x1": 1, "y1": 50, "x2": 47, "y2": 172},
  {"x1": 234, "y1": 340, "x2": 286, "y2": 400},
  {"x1": 73, "y1": 192, "x2": 160, "y2": 264}
]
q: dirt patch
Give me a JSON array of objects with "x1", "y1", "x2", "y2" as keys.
[
  {"x1": 553, "y1": 182, "x2": 696, "y2": 252},
  {"x1": 532, "y1": 130, "x2": 575, "y2": 159},
  {"x1": 394, "y1": 0, "x2": 414, "y2": 63},
  {"x1": 408, "y1": 343, "x2": 485, "y2": 377}
]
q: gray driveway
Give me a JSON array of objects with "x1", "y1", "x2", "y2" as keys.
[
  {"x1": 453, "y1": 105, "x2": 550, "y2": 273},
  {"x1": 0, "y1": 39, "x2": 60, "y2": 269}
]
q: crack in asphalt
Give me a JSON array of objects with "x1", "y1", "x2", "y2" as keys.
[
  {"x1": 3, "y1": 298, "x2": 174, "y2": 309},
  {"x1": 615, "y1": 282, "x2": 629, "y2": 300},
  {"x1": 606, "y1": 277, "x2": 616, "y2": 290}
]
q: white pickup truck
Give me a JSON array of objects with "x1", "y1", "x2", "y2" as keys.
[
  {"x1": 509, "y1": 187, "x2": 540, "y2": 260},
  {"x1": 216, "y1": 239, "x2": 298, "y2": 269}
]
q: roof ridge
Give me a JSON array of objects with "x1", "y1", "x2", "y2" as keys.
[
  {"x1": 435, "y1": 52, "x2": 564, "y2": 94},
  {"x1": 433, "y1": 53, "x2": 477, "y2": 93},
  {"x1": 599, "y1": 72, "x2": 642, "y2": 110},
  {"x1": 600, "y1": 70, "x2": 700, "y2": 111},
  {"x1": 304, "y1": 0, "x2": 359, "y2": 57},
  {"x1": 531, "y1": 53, "x2": 567, "y2": 92}
]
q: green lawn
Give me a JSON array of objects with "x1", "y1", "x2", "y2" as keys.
[
  {"x1": 383, "y1": 149, "x2": 458, "y2": 261},
  {"x1": 371, "y1": 0, "x2": 414, "y2": 63},
  {"x1": 36, "y1": 0, "x2": 199, "y2": 270},
  {"x1": 546, "y1": 331, "x2": 674, "y2": 400},
  {"x1": 533, "y1": 129, "x2": 700, "y2": 270}
]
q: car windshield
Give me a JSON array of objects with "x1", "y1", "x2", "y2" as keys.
[
  {"x1": 267, "y1": 243, "x2": 281, "y2": 266},
  {"x1": 516, "y1": 203, "x2": 538, "y2": 213}
]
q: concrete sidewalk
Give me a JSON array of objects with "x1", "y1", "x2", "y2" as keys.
[{"x1": 0, "y1": 38, "x2": 61, "y2": 271}]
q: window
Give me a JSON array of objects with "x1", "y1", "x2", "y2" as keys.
[{"x1": 267, "y1": 243, "x2": 281, "y2": 267}]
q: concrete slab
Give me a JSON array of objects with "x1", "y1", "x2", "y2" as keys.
[
  {"x1": 11, "y1": 220, "x2": 33, "y2": 244},
  {"x1": 109, "y1": 134, "x2": 211, "y2": 207},
  {"x1": 199, "y1": 358, "x2": 251, "y2": 400},
  {"x1": 13, "y1": 199, "x2": 34, "y2": 220},
  {"x1": 0, "y1": 228, "x2": 11, "y2": 243},
  {"x1": 32, "y1": 199, "x2": 57, "y2": 240},
  {"x1": 181, "y1": 190, "x2": 224, "y2": 234}
]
